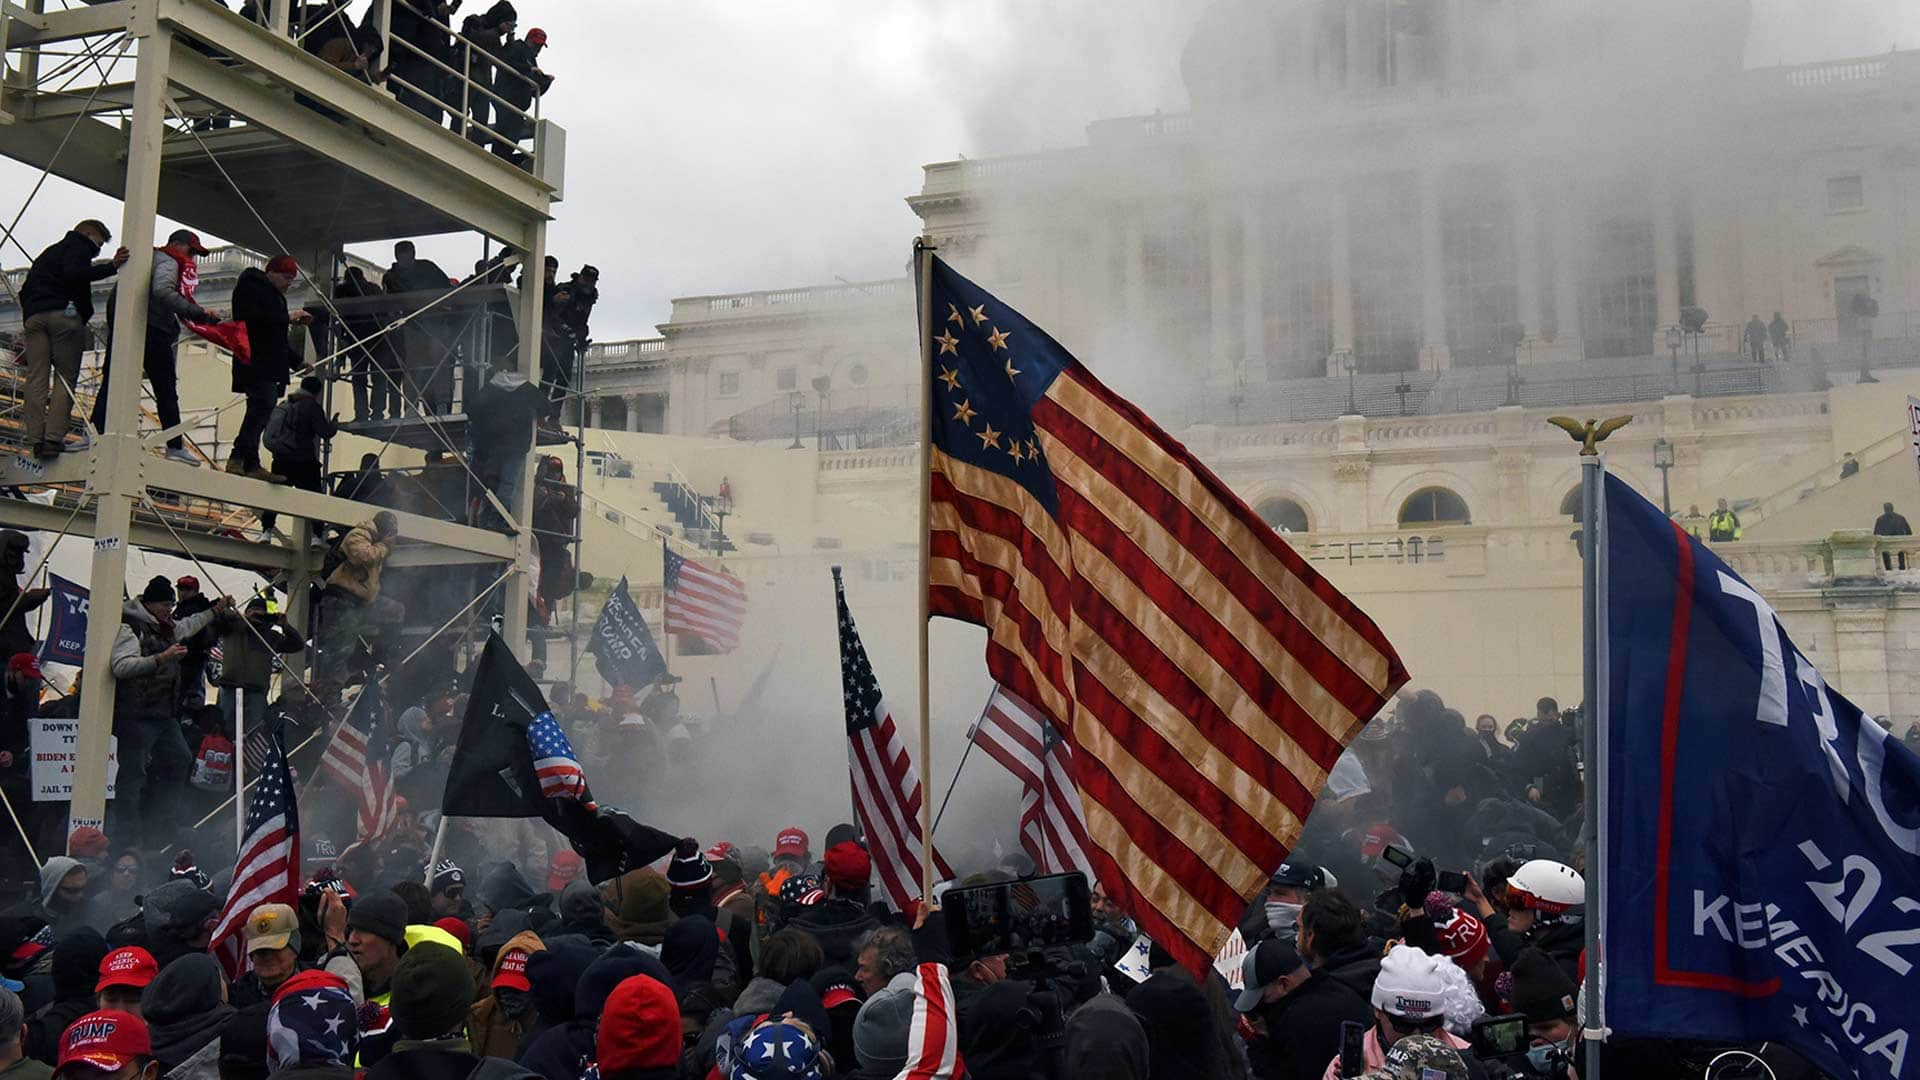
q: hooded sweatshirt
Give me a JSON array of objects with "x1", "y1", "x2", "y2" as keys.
[
  {"x1": 519, "y1": 946, "x2": 674, "y2": 1080},
  {"x1": 144, "y1": 953, "x2": 235, "y2": 1079},
  {"x1": 33, "y1": 858, "x2": 89, "y2": 938},
  {"x1": 25, "y1": 929, "x2": 109, "y2": 1064},
  {"x1": 473, "y1": 861, "x2": 549, "y2": 921},
  {"x1": 465, "y1": 370, "x2": 543, "y2": 462},
  {"x1": 1065, "y1": 995, "x2": 1150, "y2": 1080},
  {"x1": 602, "y1": 871, "x2": 668, "y2": 948},
  {"x1": 467, "y1": 929, "x2": 543, "y2": 1060}
]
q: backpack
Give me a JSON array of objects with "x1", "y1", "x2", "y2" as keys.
[{"x1": 262, "y1": 400, "x2": 300, "y2": 457}]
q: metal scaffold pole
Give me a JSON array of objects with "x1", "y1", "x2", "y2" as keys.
[{"x1": 68, "y1": 25, "x2": 172, "y2": 842}]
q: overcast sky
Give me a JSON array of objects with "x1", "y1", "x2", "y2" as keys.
[{"x1": 2, "y1": 0, "x2": 1916, "y2": 341}]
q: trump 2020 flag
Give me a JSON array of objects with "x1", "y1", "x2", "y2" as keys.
[
  {"x1": 587, "y1": 577, "x2": 666, "y2": 690},
  {"x1": 1601, "y1": 470, "x2": 1920, "y2": 1080},
  {"x1": 38, "y1": 575, "x2": 87, "y2": 667}
]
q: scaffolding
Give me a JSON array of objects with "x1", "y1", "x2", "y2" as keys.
[{"x1": 0, "y1": 0, "x2": 572, "y2": 839}]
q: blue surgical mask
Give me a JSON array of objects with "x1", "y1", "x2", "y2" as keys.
[{"x1": 1526, "y1": 1038, "x2": 1573, "y2": 1073}]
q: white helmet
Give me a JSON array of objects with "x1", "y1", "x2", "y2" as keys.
[{"x1": 1506, "y1": 859, "x2": 1584, "y2": 916}]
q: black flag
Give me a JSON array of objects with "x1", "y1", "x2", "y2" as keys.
[
  {"x1": 586, "y1": 577, "x2": 667, "y2": 689},
  {"x1": 443, "y1": 633, "x2": 679, "y2": 882}
]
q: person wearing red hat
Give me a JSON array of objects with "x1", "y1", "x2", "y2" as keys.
[
  {"x1": 53, "y1": 1010, "x2": 154, "y2": 1080},
  {"x1": 227, "y1": 255, "x2": 312, "y2": 483},
  {"x1": 490, "y1": 26, "x2": 552, "y2": 164},
  {"x1": 590, "y1": 975, "x2": 677, "y2": 1080},
  {"x1": 466, "y1": 929, "x2": 542, "y2": 1059},
  {"x1": 92, "y1": 229, "x2": 219, "y2": 468},
  {"x1": 0, "y1": 653, "x2": 40, "y2": 877},
  {"x1": 93, "y1": 950, "x2": 158, "y2": 1017},
  {"x1": 544, "y1": 850, "x2": 583, "y2": 894},
  {"x1": 786, "y1": 841, "x2": 880, "y2": 967}
]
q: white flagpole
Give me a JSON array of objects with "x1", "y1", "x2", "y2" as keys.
[
  {"x1": 913, "y1": 235, "x2": 938, "y2": 904},
  {"x1": 234, "y1": 688, "x2": 246, "y2": 851}
]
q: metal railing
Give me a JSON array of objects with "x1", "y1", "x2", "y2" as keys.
[{"x1": 370, "y1": 0, "x2": 544, "y2": 153}]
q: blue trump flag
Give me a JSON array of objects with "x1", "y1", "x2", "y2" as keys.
[
  {"x1": 38, "y1": 575, "x2": 87, "y2": 666},
  {"x1": 1601, "y1": 471, "x2": 1920, "y2": 1080}
]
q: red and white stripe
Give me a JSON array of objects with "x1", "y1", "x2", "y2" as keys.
[
  {"x1": 973, "y1": 686, "x2": 1095, "y2": 879},
  {"x1": 319, "y1": 711, "x2": 396, "y2": 840},
  {"x1": 665, "y1": 553, "x2": 748, "y2": 651},
  {"x1": 893, "y1": 963, "x2": 963, "y2": 1080},
  {"x1": 209, "y1": 740, "x2": 300, "y2": 978},
  {"x1": 849, "y1": 691, "x2": 954, "y2": 910}
]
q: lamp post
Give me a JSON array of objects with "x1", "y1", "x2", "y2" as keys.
[
  {"x1": 1654, "y1": 436, "x2": 1675, "y2": 515},
  {"x1": 1394, "y1": 378, "x2": 1413, "y2": 416},
  {"x1": 1338, "y1": 349, "x2": 1358, "y2": 415},
  {"x1": 787, "y1": 390, "x2": 804, "y2": 449},
  {"x1": 812, "y1": 373, "x2": 832, "y2": 451},
  {"x1": 1665, "y1": 325, "x2": 1683, "y2": 392}
]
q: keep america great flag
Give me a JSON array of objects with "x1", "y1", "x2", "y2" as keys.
[{"x1": 921, "y1": 254, "x2": 1406, "y2": 974}]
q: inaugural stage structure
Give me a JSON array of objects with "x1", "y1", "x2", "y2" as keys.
[{"x1": 0, "y1": 0, "x2": 566, "y2": 836}]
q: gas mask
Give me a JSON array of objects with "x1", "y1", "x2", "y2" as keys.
[{"x1": 1525, "y1": 1036, "x2": 1574, "y2": 1076}]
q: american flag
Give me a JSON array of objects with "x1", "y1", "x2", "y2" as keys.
[
  {"x1": 318, "y1": 686, "x2": 397, "y2": 838},
  {"x1": 898, "y1": 963, "x2": 964, "y2": 1080},
  {"x1": 210, "y1": 729, "x2": 300, "y2": 978},
  {"x1": 921, "y1": 255, "x2": 1406, "y2": 975},
  {"x1": 527, "y1": 710, "x2": 588, "y2": 801},
  {"x1": 833, "y1": 568, "x2": 952, "y2": 909},
  {"x1": 971, "y1": 685, "x2": 1094, "y2": 880},
  {"x1": 663, "y1": 544, "x2": 748, "y2": 652}
]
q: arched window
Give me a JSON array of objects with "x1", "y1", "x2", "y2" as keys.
[
  {"x1": 1558, "y1": 487, "x2": 1582, "y2": 518},
  {"x1": 1257, "y1": 497, "x2": 1311, "y2": 534},
  {"x1": 1398, "y1": 487, "x2": 1470, "y2": 526}
]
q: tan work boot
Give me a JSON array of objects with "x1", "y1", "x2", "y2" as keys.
[
  {"x1": 247, "y1": 466, "x2": 286, "y2": 484},
  {"x1": 224, "y1": 457, "x2": 248, "y2": 475}
]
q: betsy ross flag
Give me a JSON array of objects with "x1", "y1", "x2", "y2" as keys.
[
  {"x1": 1599, "y1": 470, "x2": 1920, "y2": 1080},
  {"x1": 971, "y1": 685, "x2": 1094, "y2": 879},
  {"x1": 664, "y1": 543, "x2": 748, "y2": 652},
  {"x1": 319, "y1": 685, "x2": 398, "y2": 838},
  {"x1": 443, "y1": 634, "x2": 680, "y2": 883},
  {"x1": 210, "y1": 729, "x2": 300, "y2": 977},
  {"x1": 833, "y1": 567, "x2": 952, "y2": 909},
  {"x1": 921, "y1": 255, "x2": 1406, "y2": 974}
]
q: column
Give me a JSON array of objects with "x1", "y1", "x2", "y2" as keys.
[
  {"x1": 1510, "y1": 164, "x2": 1545, "y2": 360},
  {"x1": 1418, "y1": 168, "x2": 1452, "y2": 370},
  {"x1": 73, "y1": 27, "x2": 173, "y2": 837},
  {"x1": 1652, "y1": 170, "x2": 1681, "y2": 349},
  {"x1": 1241, "y1": 193, "x2": 1265, "y2": 376},
  {"x1": 1550, "y1": 174, "x2": 1585, "y2": 363},
  {"x1": 500, "y1": 218, "x2": 545, "y2": 662},
  {"x1": 1209, "y1": 204, "x2": 1233, "y2": 384},
  {"x1": 1329, "y1": 186, "x2": 1355, "y2": 373},
  {"x1": 625, "y1": 394, "x2": 643, "y2": 432},
  {"x1": 588, "y1": 396, "x2": 603, "y2": 429}
]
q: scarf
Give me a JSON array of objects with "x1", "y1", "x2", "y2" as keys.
[{"x1": 159, "y1": 247, "x2": 251, "y2": 362}]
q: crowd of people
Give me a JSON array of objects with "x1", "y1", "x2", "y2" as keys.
[{"x1": 2, "y1": 627, "x2": 1901, "y2": 1080}]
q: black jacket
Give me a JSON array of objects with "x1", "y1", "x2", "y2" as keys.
[
  {"x1": 494, "y1": 39, "x2": 551, "y2": 112},
  {"x1": 1251, "y1": 969, "x2": 1374, "y2": 1080},
  {"x1": 785, "y1": 898, "x2": 879, "y2": 969},
  {"x1": 465, "y1": 374, "x2": 543, "y2": 460},
  {"x1": 274, "y1": 388, "x2": 338, "y2": 464},
  {"x1": 1875, "y1": 511, "x2": 1912, "y2": 537},
  {"x1": 20, "y1": 231, "x2": 115, "y2": 321},
  {"x1": 384, "y1": 260, "x2": 452, "y2": 296},
  {"x1": 232, "y1": 267, "x2": 295, "y2": 390}
]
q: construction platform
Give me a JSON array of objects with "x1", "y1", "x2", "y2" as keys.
[{"x1": 0, "y1": 0, "x2": 570, "y2": 834}]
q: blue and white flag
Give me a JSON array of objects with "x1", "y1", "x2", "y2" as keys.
[
  {"x1": 1601, "y1": 471, "x2": 1920, "y2": 1080},
  {"x1": 38, "y1": 575, "x2": 87, "y2": 667}
]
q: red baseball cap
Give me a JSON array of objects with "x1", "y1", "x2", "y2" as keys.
[
  {"x1": 822, "y1": 841, "x2": 871, "y2": 890},
  {"x1": 175, "y1": 576, "x2": 199, "y2": 591},
  {"x1": 95, "y1": 948, "x2": 158, "y2": 993},
  {"x1": 264, "y1": 255, "x2": 299, "y2": 277},
  {"x1": 57, "y1": 1011, "x2": 150, "y2": 1073},
  {"x1": 772, "y1": 828, "x2": 809, "y2": 859},
  {"x1": 546, "y1": 850, "x2": 584, "y2": 892},
  {"x1": 434, "y1": 917, "x2": 473, "y2": 951},
  {"x1": 492, "y1": 948, "x2": 533, "y2": 992},
  {"x1": 525, "y1": 27, "x2": 546, "y2": 45}
]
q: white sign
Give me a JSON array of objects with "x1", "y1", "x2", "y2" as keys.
[
  {"x1": 1214, "y1": 927, "x2": 1249, "y2": 989},
  {"x1": 30, "y1": 719, "x2": 118, "y2": 802},
  {"x1": 93, "y1": 537, "x2": 121, "y2": 554},
  {"x1": 1908, "y1": 396, "x2": 1920, "y2": 488}
]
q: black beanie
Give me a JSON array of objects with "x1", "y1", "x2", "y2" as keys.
[
  {"x1": 390, "y1": 942, "x2": 474, "y2": 1040},
  {"x1": 140, "y1": 576, "x2": 174, "y2": 604},
  {"x1": 1509, "y1": 947, "x2": 1577, "y2": 1021},
  {"x1": 347, "y1": 892, "x2": 408, "y2": 946},
  {"x1": 51, "y1": 928, "x2": 110, "y2": 998}
]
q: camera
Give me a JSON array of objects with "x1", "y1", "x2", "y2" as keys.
[{"x1": 1374, "y1": 845, "x2": 1469, "y2": 913}]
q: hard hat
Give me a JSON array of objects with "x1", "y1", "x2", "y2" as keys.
[{"x1": 1505, "y1": 859, "x2": 1585, "y2": 915}]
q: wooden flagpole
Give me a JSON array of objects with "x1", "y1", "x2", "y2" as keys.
[{"x1": 913, "y1": 236, "x2": 938, "y2": 905}]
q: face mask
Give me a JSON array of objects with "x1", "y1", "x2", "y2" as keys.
[
  {"x1": 1266, "y1": 900, "x2": 1302, "y2": 935},
  {"x1": 1525, "y1": 1037, "x2": 1573, "y2": 1074}
]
